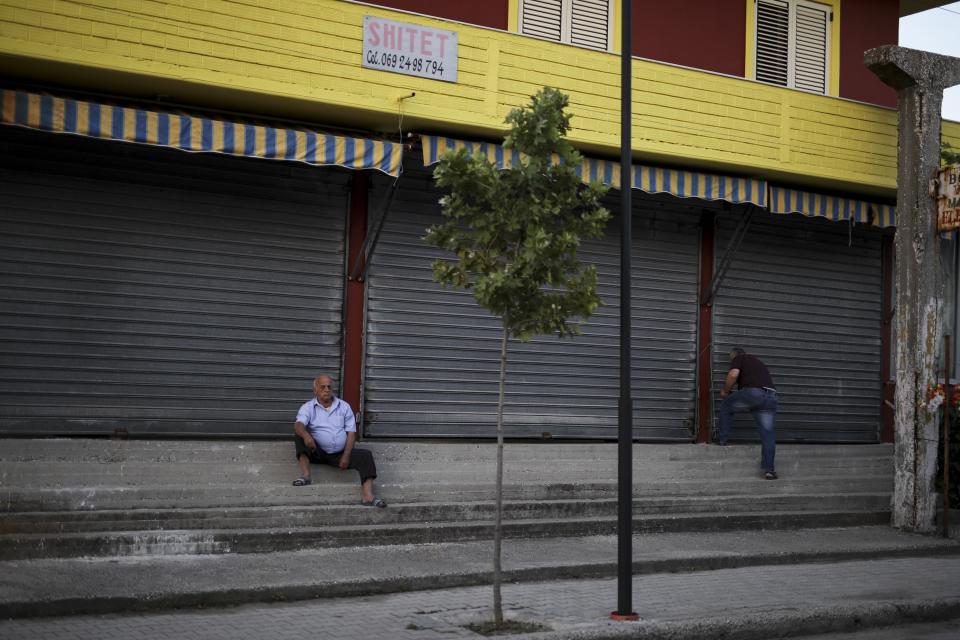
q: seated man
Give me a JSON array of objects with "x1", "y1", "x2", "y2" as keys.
[{"x1": 291, "y1": 374, "x2": 386, "y2": 507}]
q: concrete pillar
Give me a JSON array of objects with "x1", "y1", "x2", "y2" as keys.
[{"x1": 865, "y1": 45, "x2": 960, "y2": 532}]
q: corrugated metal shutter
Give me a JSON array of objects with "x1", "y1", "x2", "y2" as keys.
[
  {"x1": 711, "y1": 213, "x2": 883, "y2": 443},
  {"x1": 756, "y1": 0, "x2": 790, "y2": 87},
  {"x1": 362, "y1": 161, "x2": 701, "y2": 440},
  {"x1": 629, "y1": 194, "x2": 702, "y2": 439},
  {"x1": 794, "y1": 1, "x2": 829, "y2": 94},
  {"x1": 570, "y1": 0, "x2": 610, "y2": 50},
  {"x1": 0, "y1": 127, "x2": 346, "y2": 436},
  {"x1": 520, "y1": 0, "x2": 563, "y2": 42}
]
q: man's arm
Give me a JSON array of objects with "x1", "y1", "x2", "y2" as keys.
[
  {"x1": 294, "y1": 421, "x2": 316, "y2": 450},
  {"x1": 338, "y1": 406, "x2": 357, "y2": 469},
  {"x1": 339, "y1": 431, "x2": 355, "y2": 469},
  {"x1": 720, "y1": 368, "x2": 740, "y2": 398}
]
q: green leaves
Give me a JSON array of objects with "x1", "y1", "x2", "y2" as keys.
[{"x1": 424, "y1": 87, "x2": 611, "y2": 341}]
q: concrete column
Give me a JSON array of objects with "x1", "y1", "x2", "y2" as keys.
[{"x1": 865, "y1": 45, "x2": 960, "y2": 532}]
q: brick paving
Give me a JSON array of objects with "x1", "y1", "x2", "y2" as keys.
[{"x1": 2, "y1": 556, "x2": 959, "y2": 639}]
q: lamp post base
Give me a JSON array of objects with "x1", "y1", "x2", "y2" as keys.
[{"x1": 609, "y1": 611, "x2": 640, "y2": 621}]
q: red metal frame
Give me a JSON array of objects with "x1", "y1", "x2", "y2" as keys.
[
  {"x1": 696, "y1": 210, "x2": 716, "y2": 443},
  {"x1": 342, "y1": 172, "x2": 369, "y2": 425}
]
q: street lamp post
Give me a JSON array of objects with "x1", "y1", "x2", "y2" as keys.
[{"x1": 611, "y1": 0, "x2": 638, "y2": 622}]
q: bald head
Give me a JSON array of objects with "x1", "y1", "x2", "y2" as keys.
[{"x1": 313, "y1": 375, "x2": 334, "y2": 405}]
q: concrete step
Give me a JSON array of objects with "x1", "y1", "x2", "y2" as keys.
[
  {"x1": 0, "y1": 474, "x2": 893, "y2": 511},
  {"x1": 0, "y1": 442, "x2": 893, "y2": 487},
  {"x1": 0, "y1": 459, "x2": 894, "y2": 490},
  {"x1": 0, "y1": 493, "x2": 892, "y2": 535},
  {"x1": 0, "y1": 439, "x2": 894, "y2": 463},
  {"x1": 0, "y1": 525, "x2": 953, "y2": 619},
  {"x1": 0, "y1": 439, "x2": 895, "y2": 563},
  {"x1": 0, "y1": 509, "x2": 892, "y2": 560}
]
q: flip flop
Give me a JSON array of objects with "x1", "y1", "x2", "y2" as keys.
[
  {"x1": 292, "y1": 476, "x2": 312, "y2": 486},
  {"x1": 362, "y1": 497, "x2": 387, "y2": 508}
]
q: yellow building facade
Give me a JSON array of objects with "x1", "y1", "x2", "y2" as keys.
[{"x1": 0, "y1": 0, "x2": 957, "y2": 443}]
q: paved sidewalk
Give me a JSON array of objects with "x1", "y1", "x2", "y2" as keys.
[
  {"x1": 2, "y1": 556, "x2": 959, "y2": 640},
  {"x1": 2, "y1": 526, "x2": 957, "y2": 618},
  {"x1": 790, "y1": 620, "x2": 960, "y2": 639}
]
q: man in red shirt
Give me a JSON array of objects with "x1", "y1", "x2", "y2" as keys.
[{"x1": 718, "y1": 348, "x2": 778, "y2": 480}]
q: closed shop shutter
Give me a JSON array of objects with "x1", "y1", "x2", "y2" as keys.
[
  {"x1": 711, "y1": 213, "x2": 883, "y2": 442},
  {"x1": 630, "y1": 194, "x2": 702, "y2": 439},
  {"x1": 362, "y1": 161, "x2": 700, "y2": 440},
  {"x1": 0, "y1": 127, "x2": 346, "y2": 436}
]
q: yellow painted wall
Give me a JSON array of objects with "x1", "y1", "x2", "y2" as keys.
[
  {"x1": 0, "y1": 0, "x2": 948, "y2": 195},
  {"x1": 945, "y1": 121, "x2": 960, "y2": 146}
]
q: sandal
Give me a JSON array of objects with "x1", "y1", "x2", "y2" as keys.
[
  {"x1": 292, "y1": 476, "x2": 312, "y2": 486},
  {"x1": 362, "y1": 497, "x2": 387, "y2": 508}
]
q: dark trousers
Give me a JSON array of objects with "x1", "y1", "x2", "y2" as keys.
[
  {"x1": 294, "y1": 435, "x2": 377, "y2": 483},
  {"x1": 718, "y1": 388, "x2": 778, "y2": 472}
]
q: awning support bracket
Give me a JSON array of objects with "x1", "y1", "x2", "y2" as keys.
[
  {"x1": 703, "y1": 205, "x2": 755, "y2": 306},
  {"x1": 349, "y1": 173, "x2": 401, "y2": 283}
]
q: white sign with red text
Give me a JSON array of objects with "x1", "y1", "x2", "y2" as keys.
[
  {"x1": 937, "y1": 164, "x2": 960, "y2": 232},
  {"x1": 363, "y1": 15, "x2": 458, "y2": 83}
]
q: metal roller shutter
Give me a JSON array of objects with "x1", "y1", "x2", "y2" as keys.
[
  {"x1": 362, "y1": 161, "x2": 701, "y2": 440},
  {"x1": 0, "y1": 127, "x2": 347, "y2": 436},
  {"x1": 711, "y1": 213, "x2": 883, "y2": 442},
  {"x1": 629, "y1": 194, "x2": 703, "y2": 439}
]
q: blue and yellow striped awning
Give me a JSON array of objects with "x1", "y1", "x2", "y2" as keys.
[
  {"x1": 422, "y1": 135, "x2": 767, "y2": 207},
  {"x1": 1, "y1": 89, "x2": 403, "y2": 176},
  {"x1": 769, "y1": 186, "x2": 895, "y2": 228}
]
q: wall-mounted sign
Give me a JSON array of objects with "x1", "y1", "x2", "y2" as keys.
[
  {"x1": 937, "y1": 164, "x2": 960, "y2": 232},
  {"x1": 363, "y1": 15, "x2": 458, "y2": 83}
]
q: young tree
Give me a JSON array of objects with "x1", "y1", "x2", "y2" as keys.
[{"x1": 425, "y1": 87, "x2": 611, "y2": 627}]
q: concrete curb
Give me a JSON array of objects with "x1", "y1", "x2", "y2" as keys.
[
  {"x1": 4, "y1": 545, "x2": 959, "y2": 619},
  {"x1": 546, "y1": 599, "x2": 960, "y2": 639}
]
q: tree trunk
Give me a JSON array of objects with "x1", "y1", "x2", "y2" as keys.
[{"x1": 492, "y1": 325, "x2": 508, "y2": 627}]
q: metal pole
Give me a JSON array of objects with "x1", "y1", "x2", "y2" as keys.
[{"x1": 611, "y1": 0, "x2": 638, "y2": 622}]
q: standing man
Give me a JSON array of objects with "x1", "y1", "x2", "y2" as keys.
[
  {"x1": 292, "y1": 374, "x2": 387, "y2": 507},
  {"x1": 718, "y1": 348, "x2": 779, "y2": 480}
]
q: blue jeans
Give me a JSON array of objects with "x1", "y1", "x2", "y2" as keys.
[{"x1": 718, "y1": 388, "x2": 777, "y2": 472}]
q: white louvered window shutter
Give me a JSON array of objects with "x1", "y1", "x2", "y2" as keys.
[
  {"x1": 793, "y1": 0, "x2": 829, "y2": 93},
  {"x1": 520, "y1": 0, "x2": 612, "y2": 51},
  {"x1": 569, "y1": 0, "x2": 611, "y2": 50},
  {"x1": 755, "y1": 0, "x2": 830, "y2": 95},
  {"x1": 521, "y1": 0, "x2": 564, "y2": 42},
  {"x1": 756, "y1": 0, "x2": 790, "y2": 87}
]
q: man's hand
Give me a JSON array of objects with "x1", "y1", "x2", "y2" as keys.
[
  {"x1": 303, "y1": 434, "x2": 317, "y2": 451},
  {"x1": 721, "y1": 369, "x2": 739, "y2": 400},
  {"x1": 338, "y1": 453, "x2": 350, "y2": 470}
]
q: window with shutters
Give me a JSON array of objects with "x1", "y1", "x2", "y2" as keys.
[
  {"x1": 755, "y1": 0, "x2": 831, "y2": 94},
  {"x1": 519, "y1": 0, "x2": 613, "y2": 51}
]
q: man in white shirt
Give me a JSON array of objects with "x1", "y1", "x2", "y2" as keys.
[{"x1": 291, "y1": 374, "x2": 386, "y2": 507}]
